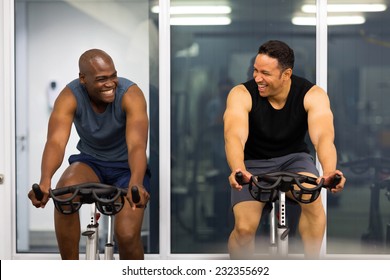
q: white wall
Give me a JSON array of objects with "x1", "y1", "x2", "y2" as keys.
[{"x1": 0, "y1": 0, "x2": 14, "y2": 260}]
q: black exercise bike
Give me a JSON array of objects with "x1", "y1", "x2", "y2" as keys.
[
  {"x1": 236, "y1": 171, "x2": 341, "y2": 257},
  {"x1": 32, "y1": 183, "x2": 140, "y2": 260}
]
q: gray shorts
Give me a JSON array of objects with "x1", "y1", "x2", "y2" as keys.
[{"x1": 231, "y1": 152, "x2": 319, "y2": 207}]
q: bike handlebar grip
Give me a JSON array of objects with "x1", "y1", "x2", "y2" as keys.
[
  {"x1": 32, "y1": 183, "x2": 44, "y2": 201},
  {"x1": 328, "y1": 174, "x2": 342, "y2": 189},
  {"x1": 235, "y1": 171, "x2": 244, "y2": 185},
  {"x1": 131, "y1": 186, "x2": 141, "y2": 204}
]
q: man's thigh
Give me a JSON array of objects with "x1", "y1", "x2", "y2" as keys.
[{"x1": 56, "y1": 161, "x2": 100, "y2": 188}]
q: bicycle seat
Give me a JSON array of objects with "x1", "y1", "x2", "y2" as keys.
[{"x1": 50, "y1": 183, "x2": 127, "y2": 215}]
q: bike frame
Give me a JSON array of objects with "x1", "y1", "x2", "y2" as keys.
[
  {"x1": 83, "y1": 203, "x2": 116, "y2": 260},
  {"x1": 32, "y1": 183, "x2": 140, "y2": 260},
  {"x1": 83, "y1": 203, "x2": 100, "y2": 259},
  {"x1": 272, "y1": 192, "x2": 289, "y2": 257},
  {"x1": 236, "y1": 171, "x2": 340, "y2": 258}
]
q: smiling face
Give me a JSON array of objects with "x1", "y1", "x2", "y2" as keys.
[
  {"x1": 253, "y1": 53, "x2": 291, "y2": 98},
  {"x1": 79, "y1": 50, "x2": 118, "y2": 111}
]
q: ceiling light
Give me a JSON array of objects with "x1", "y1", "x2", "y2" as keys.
[
  {"x1": 151, "y1": 5, "x2": 232, "y2": 15},
  {"x1": 302, "y1": 4, "x2": 387, "y2": 13},
  {"x1": 292, "y1": 15, "x2": 366, "y2": 26},
  {"x1": 170, "y1": 16, "x2": 231, "y2": 26}
]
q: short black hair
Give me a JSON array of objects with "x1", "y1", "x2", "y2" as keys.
[{"x1": 258, "y1": 40, "x2": 294, "y2": 71}]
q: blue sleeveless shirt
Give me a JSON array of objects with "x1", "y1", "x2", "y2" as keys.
[
  {"x1": 67, "y1": 77, "x2": 135, "y2": 161},
  {"x1": 243, "y1": 75, "x2": 314, "y2": 160}
]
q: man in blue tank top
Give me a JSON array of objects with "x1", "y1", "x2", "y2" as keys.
[
  {"x1": 224, "y1": 40, "x2": 346, "y2": 259},
  {"x1": 28, "y1": 49, "x2": 150, "y2": 260}
]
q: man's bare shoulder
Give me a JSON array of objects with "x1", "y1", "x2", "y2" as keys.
[
  {"x1": 226, "y1": 84, "x2": 252, "y2": 112},
  {"x1": 122, "y1": 84, "x2": 147, "y2": 112},
  {"x1": 230, "y1": 83, "x2": 249, "y2": 94},
  {"x1": 53, "y1": 86, "x2": 77, "y2": 111},
  {"x1": 304, "y1": 85, "x2": 330, "y2": 109},
  {"x1": 306, "y1": 84, "x2": 330, "y2": 98}
]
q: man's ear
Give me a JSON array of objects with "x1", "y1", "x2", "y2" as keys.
[
  {"x1": 283, "y1": 68, "x2": 292, "y2": 80},
  {"x1": 79, "y1": 73, "x2": 86, "y2": 84}
]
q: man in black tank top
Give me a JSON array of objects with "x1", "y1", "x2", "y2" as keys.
[{"x1": 224, "y1": 40, "x2": 346, "y2": 259}]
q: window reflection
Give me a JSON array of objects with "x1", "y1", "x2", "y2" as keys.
[
  {"x1": 170, "y1": 0, "x2": 390, "y2": 256},
  {"x1": 328, "y1": 7, "x2": 390, "y2": 254},
  {"x1": 170, "y1": 0, "x2": 316, "y2": 254}
]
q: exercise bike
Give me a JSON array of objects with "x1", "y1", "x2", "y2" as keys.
[
  {"x1": 235, "y1": 171, "x2": 341, "y2": 258},
  {"x1": 32, "y1": 183, "x2": 140, "y2": 260}
]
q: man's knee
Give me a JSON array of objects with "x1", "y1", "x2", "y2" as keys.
[
  {"x1": 116, "y1": 226, "x2": 141, "y2": 244},
  {"x1": 299, "y1": 201, "x2": 326, "y2": 228},
  {"x1": 300, "y1": 196, "x2": 324, "y2": 213},
  {"x1": 233, "y1": 224, "x2": 257, "y2": 244}
]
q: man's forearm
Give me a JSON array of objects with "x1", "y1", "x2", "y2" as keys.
[
  {"x1": 225, "y1": 138, "x2": 246, "y2": 172},
  {"x1": 128, "y1": 147, "x2": 148, "y2": 185},
  {"x1": 40, "y1": 143, "x2": 65, "y2": 187},
  {"x1": 316, "y1": 140, "x2": 337, "y2": 174}
]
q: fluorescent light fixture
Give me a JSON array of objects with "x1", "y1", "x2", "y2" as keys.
[
  {"x1": 292, "y1": 15, "x2": 366, "y2": 26},
  {"x1": 151, "y1": 5, "x2": 232, "y2": 15},
  {"x1": 170, "y1": 16, "x2": 231, "y2": 26},
  {"x1": 302, "y1": 4, "x2": 387, "y2": 13},
  {"x1": 151, "y1": 5, "x2": 232, "y2": 25}
]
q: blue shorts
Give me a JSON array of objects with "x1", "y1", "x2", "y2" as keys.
[
  {"x1": 68, "y1": 153, "x2": 151, "y2": 192},
  {"x1": 231, "y1": 152, "x2": 319, "y2": 207}
]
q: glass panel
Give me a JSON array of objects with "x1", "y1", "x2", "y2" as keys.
[
  {"x1": 327, "y1": 1, "x2": 390, "y2": 255},
  {"x1": 15, "y1": 0, "x2": 159, "y2": 254},
  {"x1": 170, "y1": 0, "x2": 316, "y2": 254}
]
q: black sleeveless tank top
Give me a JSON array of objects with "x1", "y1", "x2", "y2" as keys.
[{"x1": 243, "y1": 75, "x2": 314, "y2": 160}]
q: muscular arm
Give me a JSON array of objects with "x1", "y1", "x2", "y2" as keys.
[
  {"x1": 223, "y1": 85, "x2": 252, "y2": 188},
  {"x1": 305, "y1": 85, "x2": 345, "y2": 191},
  {"x1": 122, "y1": 84, "x2": 149, "y2": 205},
  {"x1": 305, "y1": 85, "x2": 336, "y2": 174},
  {"x1": 37, "y1": 87, "x2": 76, "y2": 204}
]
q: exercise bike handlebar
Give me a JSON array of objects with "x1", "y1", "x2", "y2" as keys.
[
  {"x1": 32, "y1": 183, "x2": 141, "y2": 215},
  {"x1": 235, "y1": 171, "x2": 342, "y2": 204}
]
